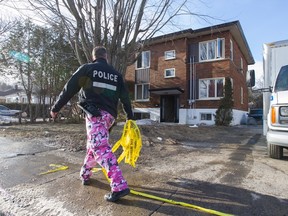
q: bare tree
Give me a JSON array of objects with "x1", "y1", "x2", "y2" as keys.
[
  {"x1": 7, "y1": 0, "x2": 212, "y2": 75},
  {"x1": 0, "y1": 16, "x2": 18, "y2": 67},
  {"x1": 0, "y1": 18, "x2": 16, "y2": 36}
]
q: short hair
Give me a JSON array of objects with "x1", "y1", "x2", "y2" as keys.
[{"x1": 92, "y1": 46, "x2": 107, "y2": 60}]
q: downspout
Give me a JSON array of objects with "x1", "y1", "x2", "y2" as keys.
[
  {"x1": 189, "y1": 56, "x2": 195, "y2": 108},
  {"x1": 193, "y1": 56, "x2": 196, "y2": 110},
  {"x1": 189, "y1": 56, "x2": 193, "y2": 109}
]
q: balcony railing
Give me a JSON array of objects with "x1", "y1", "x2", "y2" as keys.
[{"x1": 135, "y1": 68, "x2": 150, "y2": 84}]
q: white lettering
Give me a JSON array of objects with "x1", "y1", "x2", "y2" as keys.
[
  {"x1": 93, "y1": 70, "x2": 98, "y2": 77},
  {"x1": 114, "y1": 75, "x2": 118, "y2": 82},
  {"x1": 104, "y1": 72, "x2": 108, "y2": 79},
  {"x1": 93, "y1": 69, "x2": 118, "y2": 82}
]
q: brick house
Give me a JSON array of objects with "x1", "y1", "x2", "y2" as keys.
[{"x1": 125, "y1": 20, "x2": 255, "y2": 125}]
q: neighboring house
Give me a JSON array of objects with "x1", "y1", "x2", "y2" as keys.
[
  {"x1": 0, "y1": 86, "x2": 49, "y2": 104},
  {"x1": 0, "y1": 87, "x2": 23, "y2": 103},
  {"x1": 125, "y1": 20, "x2": 255, "y2": 125}
]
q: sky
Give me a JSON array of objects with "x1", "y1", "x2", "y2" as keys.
[
  {"x1": 179, "y1": 0, "x2": 288, "y2": 82},
  {"x1": 1, "y1": 0, "x2": 287, "y2": 84}
]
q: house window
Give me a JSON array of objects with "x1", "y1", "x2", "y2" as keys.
[
  {"x1": 199, "y1": 38, "x2": 224, "y2": 61},
  {"x1": 135, "y1": 63, "x2": 150, "y2": 101},
  {"x1": 240, "y1": 57, "x2": 243, "y2": 72},
  {"x1": 135, "y1": 84, "x2": 149, "y2": 101},
  {"x1": 200, "y1": 113, "x2": 212, "y2": 121},
  {"x1": 164, "y1": 50, "x2": 176, "y2": 60},
  {"x1": 230, "y1": 39, "x2": 233, "y2": 60},
  {"x1": 199, "y1": 78, "x2": 224, "y2": 99},
  {"x1": 136, "y1": 51, "x2": 150, "y2": 69},
  {"x1": 165, "y1": 68, "x2": 175, "y2": 78}
]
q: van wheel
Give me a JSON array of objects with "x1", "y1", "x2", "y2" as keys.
[{"x1": 267, "y1": 143, "x2": 283, "y2": 159}]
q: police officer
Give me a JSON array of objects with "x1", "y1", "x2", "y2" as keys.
[{"x1": 50, "y1": 46, "x2": 133, "y2": 202}]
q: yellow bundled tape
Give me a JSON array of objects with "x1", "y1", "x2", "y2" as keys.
[
  {"x1": 112, "y1": 120, "x2": 142, "y2": 167},
  {"x1": 101, "y1": 120, "x2": 142, "y2": 180}
]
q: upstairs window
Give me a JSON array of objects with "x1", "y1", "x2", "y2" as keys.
[
  {"x1": 164, "y1": 50, "x2": 176, "y2": 60},
  {"x1": 136, "y1": 51, "x2": 150, "y2": 69},
  {"x1": 199, "y1": 38, "x2": 224, "y2": 61}
]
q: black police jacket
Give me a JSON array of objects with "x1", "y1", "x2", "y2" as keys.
[{"x1": 51, "y1": 58, "x2": 133, "y2": 119}]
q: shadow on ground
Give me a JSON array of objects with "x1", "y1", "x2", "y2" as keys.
[{"x1": 121, "y1": 178, "x2": 288, "y2": 216}]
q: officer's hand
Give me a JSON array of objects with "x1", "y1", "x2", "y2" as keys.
[{"x1": 50, "y1": 111, "x2": 58, "y2": 119}]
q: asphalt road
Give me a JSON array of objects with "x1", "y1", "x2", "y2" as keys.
[{"x1": 0, "y1": 125, "x2": 287, "y2": 216}]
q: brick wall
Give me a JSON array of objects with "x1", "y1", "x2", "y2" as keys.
[
  {"x1": 149, "y1": 39, "x2": 188, "y2": 104},
  {"x1": 125, "y1": 30, "x2": 249, "y2": 111},
  {"x1": 126, "y1": 38, "x2": 189, "y2": 107}
]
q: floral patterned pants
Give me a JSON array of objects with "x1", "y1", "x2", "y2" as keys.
[{"x1": 80, "y1": 110, "x2": 128, "y2": 192}]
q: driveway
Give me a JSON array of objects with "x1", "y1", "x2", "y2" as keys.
[{"x1": 0, "y1": 124, "x2": 287, "y2": 216}]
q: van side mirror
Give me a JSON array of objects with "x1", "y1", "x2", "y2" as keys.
[
  {"x1": 269, "y1": 86, "x2": 273, "y2": 93},
  {"x1": 246, "y1": 69, "x2": 255, "y2": 87}
]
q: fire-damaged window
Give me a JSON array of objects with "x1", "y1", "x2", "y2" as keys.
[
  {"x1": 199, "y1": 78, "x2": 224, "y2": 99},
  {"x1": 199, "y1": 38, "x2": 225, "y2": 61}
]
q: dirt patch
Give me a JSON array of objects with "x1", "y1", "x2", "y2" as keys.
[
  {"x1": 4, "y1": 121, "x2": 287, "y2": 216},
  {"x1": 0, "y1": 121, "x2": 257, "y2": 165}
]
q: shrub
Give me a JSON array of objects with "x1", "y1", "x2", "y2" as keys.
[{"x1": 214, "y1": 77, "x2": 234, "y2": 126}]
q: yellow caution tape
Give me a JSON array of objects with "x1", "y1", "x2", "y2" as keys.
[
  {"x1": 97, "y1": 121, "x2": 233, "y2": 215},
  {"x1": 92, "y1": 168, "x2": 102, "y2": 172},
  {"x1": 100, "y1": 120, "x2": 142, "y2": 180},
  {"x1": 112, "y1": 120, "x2": 142, "y2": 167},
  {"x1": 130, "y1": 189, "x2": 234, "y2": 216},
  {"x1": 40, "y1": 164, "x2": 69, "y2": 175}
]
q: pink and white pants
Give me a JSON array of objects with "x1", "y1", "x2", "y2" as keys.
[{"x1": 80, "y1": 110, "x2": 128, "y2": 192}]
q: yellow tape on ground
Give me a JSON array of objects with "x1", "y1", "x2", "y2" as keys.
[
  {"x1": 96, "y1": 121, "x2": 232, "y2": 215},
  {"x1": 130, "y1": 189, "x2": 234, "y2": 216},
  {"x1": 40, "y1": 164, "x2": 69, "y2": 175}
]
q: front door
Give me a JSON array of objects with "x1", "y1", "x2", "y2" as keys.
[{"x1": 160, "y1": 95, "x2": 179, "y2": 123}]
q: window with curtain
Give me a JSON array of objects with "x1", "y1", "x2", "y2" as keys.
[
  {"x1": 136, "y1": 51, "x2": 150, "y2": 69},
  {"x1": 199, "y1": 38, "x2": 225, "y2": 61},
  {"x1": 199, "y1": 78, "x2": 224, "y2": 99}
]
